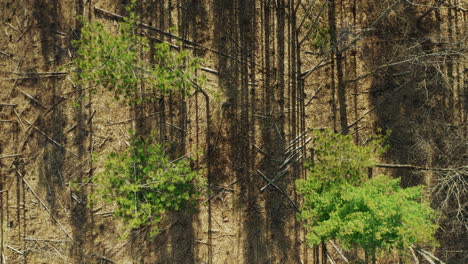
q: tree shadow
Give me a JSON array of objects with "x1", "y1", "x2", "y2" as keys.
[
  {"x1": 130, "y1": 209, "x2": 197, "y2": 264},
  {"x1": 365, "y1": 2, "x2": 447, "y2": 186},
  {"x1": 33, "y1": 0, "x2": 65, "y2": 219},
  {"x1": 365, "y1": 2, "x2": 466, "y2": 263}
]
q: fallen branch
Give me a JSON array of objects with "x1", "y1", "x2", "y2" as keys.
[
  {"x1": 9, "y1": 50, "x2": 27, "y2": 93},
  {"x1": 261, "y1": 154, "x2": 304, "y2": 191},
  {"x1": 327, "y1": 253, "x2": 337, "y2": 264},
  {"x1": 0, "y1": 153, "x2": 22, "y2": 159},
  {"x1": 376, "y1": 163, "x2": 467, "y2": 171},
  {"x1": 300, "y1": 59, "x2": 332, "y2": 80},
  {"x1": 16, "y1": 88, "x2": 47, "y2": 109},
  {"x1": 414, "y1": 247, "x2": 446, "y2": 264},
  {"x1": 200, "y1": 67, "x2": 218, "y2": 75},
  {"x1": 7, "y1": 71, "x2": 66, "y2": 76},
  {"x1": 0, "y1": 103, "x2": 16, "y2": 107},
  {"x1": 2, "y1": 75, "x2": 66, "y2": 81},
  {"x1": 95, "y1": 211, "x2": 115, "y2": 216},
  {"x1": 344, "y1": 80, "x2": 408, "y2": 131},
  {"x1": 18, "y1": 96, "x2": 66, "y2": 152},
  {"x1": 96, "y1": 134, "x2": 111, "y2": 149},
  {"x1": 6, "y1": 244, "x2": 24, "y2": 255},
  {"x1": 304, "y1": 85, "x2": 324, "y2": 107},
  {"x1": 106, "y1": 111, "x2": 165, "y2": 125},
  {"x1": 92, "y1": 254, "x2": 116, "y2": 263},
  {"x1": 257, "y1": 170, "x2": 300, "y2": 212},
  {"x1": 330, "y1": 240, "x2": 349, "y2": 263},
  {"x1": 260, "y1": 167, "x2": 289, "y2": 192},
  {"x1": 25, "y1": 237, "x2": 70, "y2": 243},
  {"x1": 22, "y1": 118, "x2": 79, "y2": 158},
  {"x1": 253, "y1": 144, "x2": 270, "y2": 158},
  {"x1": 285, "y1": 130, "x2": 308, "y2": 152},
  {"x1": 13, "y1": 108, "x2": 25, "y2": 131},
  {"x1": 0, "y1": 51, "x2": 17, "y2": 61},
  {"x1": 94, "y1": 7, "x2": 238, "y2": 61},
  {"x1": 17, "y1": 22, "x2": 32, "y2": 42},
  {"x1": 165, "y1": 122, "x2": 185, "y2": 132},
  {"x1": 65, "y1": 124, "x2": 77, "y2": 134},
  {"x1": 14, "y1": 167, "x2": 74, "y2": 242}
]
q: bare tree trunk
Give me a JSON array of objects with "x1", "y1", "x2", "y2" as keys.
[
  {"x1": 352, "y1": 0, "x2": 359, "y2": 142},
  {"x1": 328, "y1": 0, "x2": 347, "y2": 134},
  {"x1": 328, "y1": 0, "x2": 337, "y2": 132},
  {"x1": 314, "y1": 245, "x2": 320, "y2": 264},
  {"x1": 321, "y1": 241, "x2": 327, "y2": 264}
]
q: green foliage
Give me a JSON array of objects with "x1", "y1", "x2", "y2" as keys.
[
  {"x1": 302, "y1": 5, "x2": 330, "y2": 52},
  {"x1": 310, "y1": 26, "x2": 330, "y2": 51},
  {"x1": 93, "y1": 134, "x2": 205, "y2": 236},
  {"x1": 304, "y1": 129, "x2": 386, "y2": 187},
  {"x1": 70, "y1": 7, "x2": 203, "y2": 105},
  {"x1": 297, "y1": 130, "x2": 438, "y2": 259},
  {"x1": 336, "y1": 176, "x2": 438, "y2": 253}
]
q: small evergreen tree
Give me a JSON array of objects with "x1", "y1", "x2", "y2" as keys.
[
  {"x1": 93, "y1": 134, "x2": 204, "y2": 236},
  {"x1": 70, "y1": 2, "x2": 202, "y2": 104},
  {"x1": 297, "y1": 130, "x2": 438, "y2": 263}
]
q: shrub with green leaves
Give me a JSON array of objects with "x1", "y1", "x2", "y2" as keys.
[
  {"x1": 297, "y1": 130, "x2": 438, "y2": 263},
  {"x1": 70, "y1": 7, "x2": 202, "y2": 104},
  {"x1": 305, "y1": 129, "x2": 386, "y2": 187},
  {"x1": 336, "y1": 176, "x2": 437, "y2": 255},
  {"x1": 93, "y1": 135, "x2": 204, "y2": 236}
]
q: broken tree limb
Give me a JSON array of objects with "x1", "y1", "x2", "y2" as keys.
[
  {"x1": 18, "y1": 96, "x2": 66, "y2": 152},
  {"x1": 5, "y1": 244, "x2": 23, "y2": 255},
  {"x1": 0, "y1": 154, "x2": 22, "y2": 159},
  {"x1": 106, "y1": 111, "x2": 166, "y2": 125},
  {"x1": 285, "y1": 130, "x2": 308, "y2": 152},
  {"x1": 164, "y1": 122, "x2": 184, "y2": 132},
  {"x1": 24, "y1": 237, "x2": 70, "y2": 243},
  {"x1": 375, "y1": 163, "x2": 467, "y2": 172},
  {"x1": 261, "y1": 153, "x2": 304, "y2": 192},
  {"x1": 92, "y1": 254, "x2": 116, "y2": 263},
  {"x1": 0, "y1": 51, "x2": 16, "y2": 60},
  {"x1": 22, "y1": 118, "x2": 79, "y2": 158},
  {"x1": 300, "y1": 59, "x2": 332, "y2": 80},
  {"x1": 344, "y1": 80, "x2": 407, "y2": 132},
  {"x1": 6, "y1": 71, "x2": 66, "y2": 76},
  {"x1": 16, "y1": 88, "x2": 47, "y2": 109},
  {"x1": 8, "y1": 50, "x2": 27, "y2": 98},
  {"x1": 0, "y1": 103, "x2": 16, "y2": 107},
  {"x1": 2, "y1": 74, "x2": 66, "y2": 81},
  {"x1": 260, "y1": 168, "x2": 289, "y2": 192},
  {"x1": 414, "y1": 247, "x2": 446, "y2": 264},
  {"x1": 14, "y1": 167, "x2": 74, "y2": 242},
  {"x1": 330, "y1": 240, "x2": 349, "y2": 263},
  {"x1": 33, "y1": 127, "x2": 79, "y2": 157},
  {"x1": 253, "y1": 144, "x2": 270, "y2": 158},
  {"x1": 285, "y1": 137, "x2": 312, "y2": 156},
  {"x1": 257, "y1": 170, "x2": 300, "y2": 212},
  {"x1": 13, "y1": 108, "x2": 25, "y2": 131},
  {"x1": 304, "y1": 85, "x2": 324, "y2": 107},
  {"x1": 200, "y1": 67, "x2": 219, "y2": 75},
  {"x1": 94, "y1": 7, "x2": 239, "y2": 62}
]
